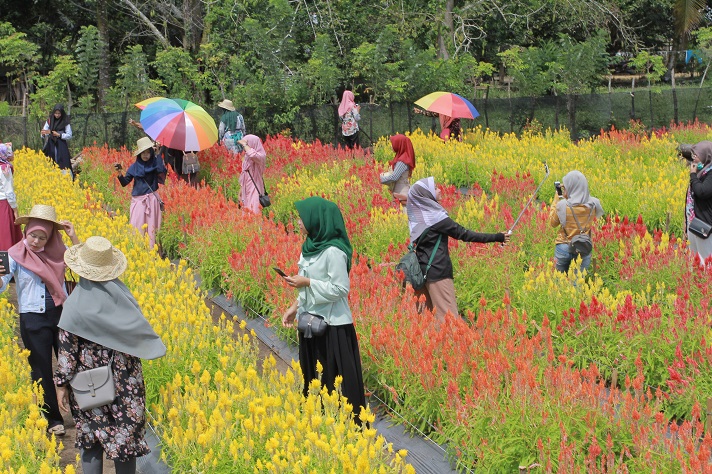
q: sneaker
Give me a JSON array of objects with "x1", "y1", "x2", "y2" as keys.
[{"x1": 47, "y1": 424, "x2": 65, "y2": 436}]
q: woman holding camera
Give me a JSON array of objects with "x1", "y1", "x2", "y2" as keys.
[
  {"x1": 549, "y1": 170, "x2": 604, "y2": 273},
  {"x1": 685, "y1": 141, "x2": 712, "y2": 263},
  {"x1": 116, "y1": 137, "x2": 167, "y2": 249}
]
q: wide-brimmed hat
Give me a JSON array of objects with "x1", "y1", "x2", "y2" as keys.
[
  {"x1": 64, "y1": 236, "x2": 128, "y2": 282},
  {"x1": 132, "y1": 137, "x2": 154, "y2": 156},
  {"x1": 15, "y1": 204, "x2": 64, "y2": 230},
  {"x1": 218, "y1": 99, "x2": 236, "y2": 111}
]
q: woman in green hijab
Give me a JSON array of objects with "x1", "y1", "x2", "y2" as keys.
[{"x1": 281, "y1": 196, "x2": 366, "y2": 420}]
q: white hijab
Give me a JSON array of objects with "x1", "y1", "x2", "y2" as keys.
[
  {"x1": 406, "y1": 177, "x2": 449, "y2": 242},
  {"x1": 556, "y1": 170, "x2": 604, "y2": 224}
]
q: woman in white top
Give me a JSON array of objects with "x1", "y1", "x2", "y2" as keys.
[
  {"x1": 41, "y1": 104, "x2": 73, "y2": 175},
  {"x1": 0, "y1": 143, "x2": 21, "y2": 249}
]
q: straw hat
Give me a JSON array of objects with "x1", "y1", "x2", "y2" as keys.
[
  {"x1": 132, "y1": 137, "x2": 154, "y2": 156},
  {"x1": 15, "y1": 204, "x2": 64, "y2": 230},
  {"x1": 218, "y1": 99, "x2": 236, "y2": 111},
  {"x1": 64, "y1": 236, "x2": 128, "y2": 282}
]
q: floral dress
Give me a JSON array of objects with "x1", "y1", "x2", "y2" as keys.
[{"x1": 53, "y1": 330, "x2": 149, "y2": 461}]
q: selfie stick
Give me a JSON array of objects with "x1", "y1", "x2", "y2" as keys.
[{"x1": 508, "y1": 162, "x2": 550, "y2": 233}]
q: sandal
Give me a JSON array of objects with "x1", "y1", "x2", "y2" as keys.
[{"x1": 47, "y1": 424, "x2": 65, "y2": 436}]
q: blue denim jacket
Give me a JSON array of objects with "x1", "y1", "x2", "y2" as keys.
[{"x1": 0, "y1": 255, "x2": 67, "y2": 313}]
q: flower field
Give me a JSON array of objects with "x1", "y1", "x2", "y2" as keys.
[
  {"x1": 6, "y1": 150, "x2": 414, "y2": 473},
  {"x1": 60, "y1": 123, "x2": 712, "y2": 471}
]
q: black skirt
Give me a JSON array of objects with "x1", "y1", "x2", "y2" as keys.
[{"x1": 299, "y1": 323, "x2": 366, "y2": 418}]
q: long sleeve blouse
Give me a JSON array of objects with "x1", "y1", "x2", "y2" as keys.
[
  {"x1": 0, "y1": 166, "x2": 17, "y2": 208},
  {"x1": 690, "y1": 171, "x2": 712, "y2": 225},
  {"x1": 42, "y1": 122, "x2": 72, "y2": 140},
  {"x1": 297, "y1": 246, "x2": 352, "y2": 326},
  {"x1": 380, "y1": 161, "x2": 409, "y2": 184},
  {"x1": 415, "y1": 217, "x2": 504, "y2": 282}
]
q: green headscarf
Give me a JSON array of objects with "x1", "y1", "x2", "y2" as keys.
[
  {"x1": 220, "y1": 110, "x2": 239, "y2": 131},
  {"x1": 295, "y1": 196, "x2": 353, "y2": 273}
]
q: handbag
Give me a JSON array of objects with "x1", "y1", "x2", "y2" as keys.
[
  {"x1": 567, "y1": 204, "x2": 594, "y2": 256},
  {"x1": 69, "y1": 352, "x2": 116, "y2": 411},
  {"x1": 297, "y1": 312, "x2": 328, "y2": 338},
  {"x1": 395, "y1": 229, "x2": 442, "y2": 290},
  {"x1": 182, "y1": 151, "x2": 200, "y2": 174},
  {"x1": 247, "y1": 169, "x2": 271, "y2": 208},
  {"x1": 65, "y1": 270, "x2": 78, "y2": 296},
  {"x1": 689, "y1": 216, "x2": 712, "y2": 239}
]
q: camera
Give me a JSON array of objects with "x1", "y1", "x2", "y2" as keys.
[
  {"x1": 678, "y1": 143, "x2": 695, "y2": 162},
  {"x1": 554, "y1": 181, "x2": 563, "y2": 196},
  {"x1": 114, "y1": 163, "x2": 122, "y2": 171}
]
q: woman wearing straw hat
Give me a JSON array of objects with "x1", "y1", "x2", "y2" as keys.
[
  {"x1": 116, "y1": 137, "x2": 167, "y2": 249},
  {"x1": 218, "y1": 99, "x2": 247, "y2": 155},
  {"x1": 54, "y1": 236, "x2": 166, "y2": 474},
  {"x1": 0, "y1": 204, "x2": 80, "y2": 436}
]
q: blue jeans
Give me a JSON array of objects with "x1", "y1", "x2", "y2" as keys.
[{"x1": 555, "y1": 243, "x2": 591, "y2": 273}]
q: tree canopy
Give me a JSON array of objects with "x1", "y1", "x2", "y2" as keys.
[{"x1": 0, "y1": 0, "x2": 710, "y2": 132}]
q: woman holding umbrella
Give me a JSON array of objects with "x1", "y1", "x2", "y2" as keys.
[{"x1": 414, "y1": 92, "x2": 478, "y2": 142}]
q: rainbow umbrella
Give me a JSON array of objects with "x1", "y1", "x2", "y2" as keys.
[
  {"x1": 414, "y1": 91, "x2": 479, "y2": 119},
  {"x1": 139, "y1": 98, "x2": 218, "y2": 151},
  {"x1": 134, "y1": 96, "x2": 166, "y2": 110}
]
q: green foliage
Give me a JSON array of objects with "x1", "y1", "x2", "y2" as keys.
[
  {"x1": 631, "y1": 51, "x2": 666, "y2": 85},
  {"x1": 297, "y1": 35, "x2": 343, "y2": 105},
  {"x1": 29, "y1": 55, "x2": 77, "y2": 120},
  {"x1": 75, "y1": 26, "x2": 105, "y2": 106},
  {"x1": 106, "y1": 45, "x2": 163, "y2": 111},
  {"x1": 351, "y1": 26, "x2": 410, "y2": 102},
  {"x1": 0, "y1": 22, "x2": 39, "y2": 86},
  {"x1": 153, "y1": 47, "x2": 201, "y2": 102}
]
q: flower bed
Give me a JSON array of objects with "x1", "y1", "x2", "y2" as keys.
[
  {"x1": 9, "y1": 149, "x2": 414, "y2": 473},
  {"x1": 76, "y1": 125, "x2": 712, "y2": 471}
]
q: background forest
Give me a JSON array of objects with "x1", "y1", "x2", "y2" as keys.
[{"x1": 1, "y1": 0, "x2": 712, "y2": 136}]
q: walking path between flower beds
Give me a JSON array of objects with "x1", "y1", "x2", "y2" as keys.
[{"x1": 209, "y1": 292, "x2": 458, "y2": 474}]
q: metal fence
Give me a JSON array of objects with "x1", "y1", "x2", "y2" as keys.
[{"x1": 3, "y1": 86, "x2": 712, "y2": 153}]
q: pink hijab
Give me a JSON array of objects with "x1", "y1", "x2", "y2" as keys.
[
  {"x1": 8, "y1": 218, "x2": 67, "y2": 306},
  {"x1": 338, "y1": 91, "x2": 356, "y2": 118}
]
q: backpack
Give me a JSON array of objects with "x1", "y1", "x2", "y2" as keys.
[
  {"x1": 395, "y1": 229, "x2": 442, "y2": 290},
  {"x1": 182, "y1": 151, "x2": 200, "y2": 174},
  {"x1": 567, "y1": 204, "x2": 594, "y2": 257}
]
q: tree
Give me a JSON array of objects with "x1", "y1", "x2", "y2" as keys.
[
  {"x1": 107, "y1": 45, "x2": 163, "y2": 111},
  {"x1": 0, "y1": 22, "x2": 39, "y2": 107},
  {"x1": 75, "y1": 26, "x2": 107, "y2": 111},
  {"x1": 30, "y1": 56, "x2": 78, "y2": 121}
]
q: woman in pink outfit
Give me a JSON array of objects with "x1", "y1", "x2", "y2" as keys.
[
  {"x1": 116, "y1": 137, "x2": 167, "y2": 249},
  {"x1": 237, "y1": 135, "x2": 267, "y2": 214}
]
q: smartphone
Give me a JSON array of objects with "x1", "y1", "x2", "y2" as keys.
[
  {"x1": 273, "y1": 267, "x2": 287, "y2": 278},
  {"x1": 0, "y1": 251, "x2": 9, "y2": 275},
  {"x1": 555, "y1": 181, "x2": 563, "y2": 196}
]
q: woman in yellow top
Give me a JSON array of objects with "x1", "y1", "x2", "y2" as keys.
[{"x1": 549, "y1": 170, "x2": 604, "y2": 273}]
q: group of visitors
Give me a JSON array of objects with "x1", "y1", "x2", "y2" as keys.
[
  {"x1": 7, "y1": 91, "x2": 712, "y2": 473},
  {"x1": 0, "y1": 203, "x2": 163, "y2": 474}
]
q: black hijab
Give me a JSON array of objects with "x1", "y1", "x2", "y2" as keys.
[{"x1": 48, "y1": 104, "x2": 70, "y2": 134}]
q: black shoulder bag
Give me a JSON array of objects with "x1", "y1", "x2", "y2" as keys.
[
  {"x1": 395, "y1": 228, "x2": 442, "y2": 290},
  {"x1": 247, "y1": 169, "x2": 271, "y2": 208},
  {"x1": 567, "y1": 203, "x2": 594, "y2": 256}
]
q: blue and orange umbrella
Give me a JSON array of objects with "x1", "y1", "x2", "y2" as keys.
[
  {"x1": 414, "y1": 91, "x2": 479, "y2": 119},
  {"x1": 139, "y1": 98, "x2": 218, "y2": 151}
]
